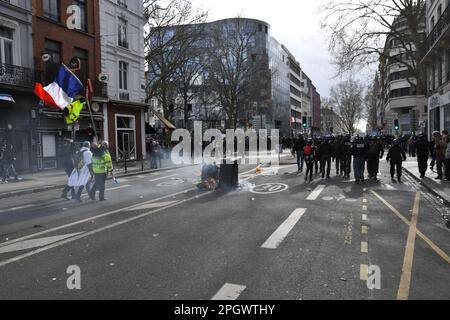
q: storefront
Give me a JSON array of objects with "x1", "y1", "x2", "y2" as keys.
[
  {"x1": 428, "y1": 92, "x2": 450, "y2": 139},
  {"x1": 106, "y1": 100, "x2": 147, "y2": 162}
]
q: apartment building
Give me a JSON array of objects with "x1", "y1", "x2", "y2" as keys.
[
  {"x1": 99, "y1": 0, "x2": 147, "y2": 162},
  {"x1": 283, "y1": 46, "x2": 303, "y2": 135},
  {"x1": 422, "y1": 0, "x2": 450, "y2": 137},
  {"x1": 0, "y1": 0, "x2": 36, "y2": 172},
  {"x1": 381, "y1": 13, "x2": 427, "y2": 136}
]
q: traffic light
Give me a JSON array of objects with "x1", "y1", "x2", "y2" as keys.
[
  {"x1": 394, "y1": 119, "x2": 400, "y2": 131},
  {"x1": 302, "y1": 116, "x2": 308, "y2": 128}
]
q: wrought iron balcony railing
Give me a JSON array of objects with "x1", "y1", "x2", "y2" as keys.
[
  {"x1": 0, "y1": 63, "x2": 38, "y2": 89},
  {"x1": 421, "y1": 5, "x2": 450, "y2": 60}
]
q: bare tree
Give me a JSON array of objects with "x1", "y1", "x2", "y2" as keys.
[
  {"x1": 329, "y1": 78, "x2": 365, "y2": 136},
  {"x1": 320, "y1": 0, "x2": 427, "y2": 94},
  {"x1": 144, "y1": 0, "x2": 208, "y2": 121},
  {"x1": 365, "y1": 73, "x2": 383, "y2": 132},
  {"x1": 205, "y1": 18, "x2": 261, "y2": 129}
]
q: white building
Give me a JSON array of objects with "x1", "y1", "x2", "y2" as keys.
[
  {"x1": 382, "y1": 14, "x2": 427, "y2": 135},
  {"x1": 422, "y1": 0, "x2": 450, "y2": 137},
  {"x1": 99, "y1": 0, "x2": 147, "y2": 161}
]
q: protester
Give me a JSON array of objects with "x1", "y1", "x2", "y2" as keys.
[
  {"x1": 433, "y1": 131, "x2": 447, "y2": 180},
  {"x1": 318, "y1": 137, "x2": 333, "y2": 179},
  {"x1": 61, "y1": 138, "x2": 76, "y2": 198},
  {"x1": 1, "y1": 144, "x2": 20, "y2": 183},
  {"x1": 333, "y1": 135, "x2": 345, "y2": 176},
  {"x1": 89, "y1": 141, "x2": 113, "y2": 201},
  {"x1": 386, "y1": 139, "x2": 407, "y2": 183},
  {"x1": 63, "y1": 141, "x2": 93, "y2": 202},
  {"x1": 303, "y1": 139, "x2": 315, "y2": 182}
]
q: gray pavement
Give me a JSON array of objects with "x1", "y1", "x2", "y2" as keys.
[{"x1": 0, "y1": 158, "x2": 449, "y2": 300}]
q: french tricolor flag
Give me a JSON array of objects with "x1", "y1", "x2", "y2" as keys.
[{"x1": 34, "y1": 64, "x2": 85, "y2": 110}]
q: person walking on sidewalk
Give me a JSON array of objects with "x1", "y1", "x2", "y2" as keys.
[
  {"x1": 293, "y1": 134, "x2": 306, "y2": 173},
  {"x1": 415, "y1": 134, "x2": 431, "y2": 179},
  {"x1": 433, "y1": 131, "x2": 447, "y2": 180},
  {"x1": 89, "y1": 142, "x2": 113, "y2": 201},
  {"x1": 386, "y1": 139, "x2": 407, "y2": 183},
  {"x1": 1, "y1": 144, "x2": 20, "y2": 183},
  {"x1": 64, "y1": 141, "x2": 93, "y2": 202}
]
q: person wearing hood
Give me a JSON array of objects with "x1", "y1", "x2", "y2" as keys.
[
  {"x1": 386, "y1": 139, "x2": 407, "y2": 183},
  {"x1": 415, "y1": 134, "x2": 431, "y2": 179},
  {"x1": 63, "y1": 141, "x2": 93, "y2": 202}
]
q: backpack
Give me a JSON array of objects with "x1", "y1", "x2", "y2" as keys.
[
  {"x1": 73, "y1": 149, "x2": 87, "y2": 170},
  {"x1": 303, "y1": 145, "x2": 312, "y2": 155}
]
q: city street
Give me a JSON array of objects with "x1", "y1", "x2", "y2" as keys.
[{"x1": 0, "y1": 159, "x2": 449, "y2": 300}]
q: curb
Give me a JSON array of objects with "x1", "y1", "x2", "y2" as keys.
[
  {"x1": 403, "y1": 166, "x2": 450, "y2": 207},
  {"x1": 0, "y1": 165, "x2": 197, "y2": 200}
]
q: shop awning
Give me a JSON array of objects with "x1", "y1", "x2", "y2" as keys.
[
  {"x1": 152, "y1": 111, "x2": 176, "y2": 130},
  {"x1": 0, "y1": 93, "x2": 15, "y2": 103}
]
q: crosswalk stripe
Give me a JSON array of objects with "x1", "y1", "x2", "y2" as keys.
[
  {"x1": 0, "y1": 233, "x2": 84, "y2": 254},
  {"x1": 306, "y1": 185, "x2": 326, "y2": 201},
  {"x1": 261, "y1": 208, "x2": 307, "y2": 249},
  {"x1": 211, "y1": 283, "x2": 246, "y2": 300}
]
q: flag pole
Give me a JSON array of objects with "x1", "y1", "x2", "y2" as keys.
[{"x1": 85, "y1": 79, "x2": 98, "y2": 142}]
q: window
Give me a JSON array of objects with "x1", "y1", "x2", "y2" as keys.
[
  {"x1": 116, "y1": 115, "x2": 136, "y2": 161},
  {"x1": 73, "y1": 47, "x2": 88, "y2": 83},
  {"x1": 73, "y1": 0, "x2": 87, "y2": 31},
  {"x1": 43, "y1": 0, "x2": 60, "y2": 22},
  {"x1": 438, "y1": 56, "x2": 443, "y2": 86},
  {"x1": 119, "y1": 61, "x2": 128, "y2": 90},
  {"x1": 0, "y1": 26, "x2": 13, "y2": 65},
  {"x1": 44, "y1": 39, "x2": 61, "y2": 83},
  {"x1": 118, "y1": 18, "x2": 128, "y2": 48}
]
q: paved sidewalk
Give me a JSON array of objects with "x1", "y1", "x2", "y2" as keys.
[
  {"x1": 403, "y1": 158, "x2": 450, "y2": 205},
  {"x1": 0, "y1": 158, "x2": 177, "y2": 199}
]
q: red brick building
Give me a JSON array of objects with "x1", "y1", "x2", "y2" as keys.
[{"x1": 31, "y1": 0, "x2": 106, "y2": 170}]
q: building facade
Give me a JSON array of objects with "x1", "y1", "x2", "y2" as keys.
[
  {"x1": 99, "y1": 0, "x2": 147, "y2": 162},
  {"x1": 283, "y1": 46, "x2": 303, "y2": 135},
  {"x1": 381, "y1": 14, "x2": 427, "y2": 136},
  {"x1": 31, "y1": 0, "x2": 104, "y2": 171},
  {"x1": 0, "y1": 0, "x2": 38, "y2": 172},
  {"x1": 422, "y1": 0, "x2": 450, "y2": 137}
]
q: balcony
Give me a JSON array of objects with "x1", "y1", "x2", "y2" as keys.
[
  {"x1": 0, "y1": 63, "x2": 39, "y2": 89},
  {"x1": 421, "y1": 5, "x2": 450, "y2": 61}
]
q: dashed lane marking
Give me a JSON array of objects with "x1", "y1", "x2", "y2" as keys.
[
  {"x1": 362, "y1": 226, "x2": 368, "y2": 235},
  {"x1": 261, "y1": 208, "x2": 307, "y2": 249},
  {"x1": 306, "y1": 185, "x2": 326, "y2": 201},
  {"x1": 0, "y1": 205, "x2": 36, "y2": 214},
  {"x1": 129, "y1": 201, "x2": 179, "y2": 211},
  {"x1": 211, "y1": 283, "x2": 246, "y2": 300},
  {"x1": 363, "y1": 206, "x2": 368, "y2": 211},
  {"x1": 360, "y1": 264, "x2": 368, "y2": 281},
  {"x1": 362, "y1": 214, "x2": 368, "y2": 222},
  {"x1": 363, "y1": 199, "x2": 367, "y2": 203},
  {"x1": 361, "y1": 242, "x2": 369, "y2": 253}
]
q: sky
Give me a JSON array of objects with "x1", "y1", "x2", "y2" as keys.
[
  {"x1": 194, "y1": 0, "x2": 333, "y2": 97},
  {"x1": 194, "y1": 0, "x2": 368, "y2": 131}
]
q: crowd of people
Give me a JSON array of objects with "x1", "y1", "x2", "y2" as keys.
[
  {"x1": 0, "y1": 143, "x2": 21, "y2": 184},
  {"x1": 290, "y1": 131, "x2": 450, "y2": 184},
  {"x1": 60, "y1": 139, "x2": 114, "y2": 202},
  {"x1": 146, "y1": 138, "x2": 170, "y2": 170}
]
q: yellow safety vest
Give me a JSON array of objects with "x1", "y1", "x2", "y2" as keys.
[
  {"x1": 64, "y1": 100, "x2": 85, "y2": 125},
  {"x1": 92, "y1": 151, "x2": 113, "y2": 174}
]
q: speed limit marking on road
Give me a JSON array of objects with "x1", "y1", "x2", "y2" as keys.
[{"x1": 250, "y1": 183, "x2": 289, "y2": 194}]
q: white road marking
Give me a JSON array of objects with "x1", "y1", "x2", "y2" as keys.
[
  {"x1": 0, "y1": 190, "x2": 213, "y2": 268},
  {"x1": 360, "y1": 264, "x2": 368, "y2": 281},
  {"x1": 261, "y1": 208, "x2": 307, "y2": 249},
  {"x1": 106, "y1": 185, "x2": 131, "y2": 192},
  {"x1": 0, "y1": 205, "x2": 35, "y2": 214},
  {"x1": 211, "y1": 283, "x2": 246, "y2": 300},
  {"x1": 362, "y1": 205, "x2": 368, "y2": 211},
  {"x1": 0, "y1": 233, "x2": 83, "y2": 254},
  {"x1": 306, "y1": 185, "x2": 326, "y2": 201},
  {"x1": 361, "y1": 242, "x2": 368, "y2": 253},
  {"x1": 149, "y1": 174, "x2": 178, "y2": 182},
  {"x1": 362, "y1": 226, "x2": 368, "y2": 235},
  {"x1": 362, "y1": 214, "x2": 368, "y2": 222},
  {"x1": 118, "y1": 178, "x2": 129, "y2": 182},
  {"x1": 0, "y1": 188, "x2": 197, "y2": 249},
  {"x1": 129, "y1": 201, "x2": 179, "y2": 211},
  {"x1": 363, "y1": 199, "x2": 367, "y2": 203},
  {"x1": 135, "y1": 175, "x2": 147, "y2": 179}
]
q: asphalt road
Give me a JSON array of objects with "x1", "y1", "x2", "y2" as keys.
[{"x1": 0, "y1": 159, "x2": 449, "y2": 300}]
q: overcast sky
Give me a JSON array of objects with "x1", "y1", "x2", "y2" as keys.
[{"x1": 195, "y1": 0, "x2": 334, "y2": 98}]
